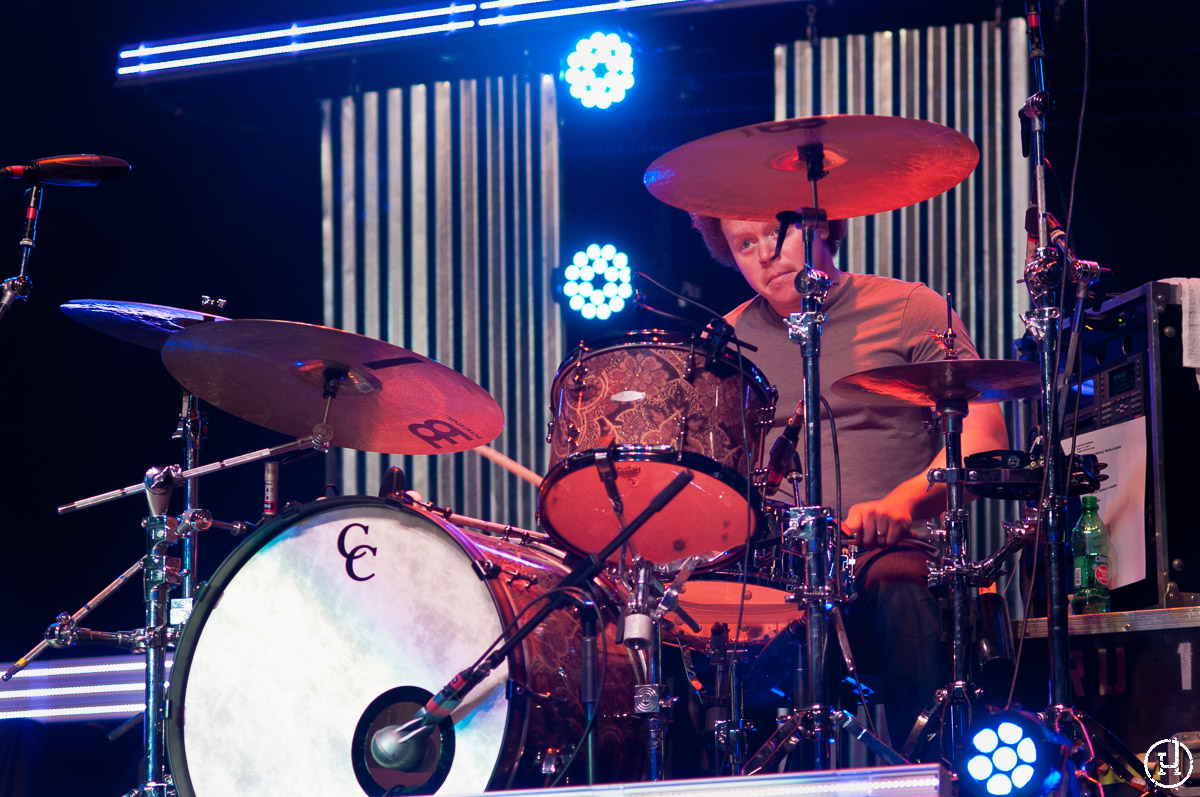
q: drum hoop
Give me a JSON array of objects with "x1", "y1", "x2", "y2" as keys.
[
  {"x1": 165, "y1": 495, "x2": 531, "y2": 797},
  {"x1": 536, "y1": 447, "x2": 765, "y2": 574},
  {"x1": 554, "y1": 328, "x2": 774, "y2": 399}
]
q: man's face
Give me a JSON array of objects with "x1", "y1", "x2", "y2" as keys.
[{"x1": 720, "y1": 218, "x2": 837, "y2": 314}]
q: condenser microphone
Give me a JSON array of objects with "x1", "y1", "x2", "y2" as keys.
[
  {"x1": 763, "y1": 402, "x2": 804, "y2": 496},
  {"x1": 2, "y1": 155, "x2": 130, "y2": 186}
]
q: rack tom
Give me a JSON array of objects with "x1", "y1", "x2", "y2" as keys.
[{"x1": 539, "y1": 330, "x2": 776, "y2": 572}]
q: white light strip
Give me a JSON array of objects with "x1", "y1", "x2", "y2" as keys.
[
  {"x1": 620, "y1": 779, "x2": 944, "y2": 797},
  {"x1": 119, "y1": 5, "x2": 475, "y2": 59},
  {"x1": 478, "y1": 0, "x2": 689, "y2": 26},
  {"x1": 0, "y1": 683, "x2": 144, "y2": 700},
  {"x1": 478, "y1": 0, "x2": 560, "y2": 9},
  {"x1": 117, "y1": 21, "x2": 477, "y2": 76},
  {"x1": 5, "y1": 659, "x2": 172, "y2": 679},
  {"x1": 7, "y1": 661, "x2": 148, "y2": 678},
  {"x1": 0, "y1": 702, "x2": 145, "y2": 721}
]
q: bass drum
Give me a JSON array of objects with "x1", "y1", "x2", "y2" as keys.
[{"x1": 166, "y1": 497, "x2": 642, "y2": 797}]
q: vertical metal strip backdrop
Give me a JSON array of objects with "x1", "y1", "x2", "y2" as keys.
[
  {"x1": 320, "y1": 76, "x2": 563, "y2": 529},
  {"x1": 775, "y1": 19, "x2": 1031, "y2": 558}
]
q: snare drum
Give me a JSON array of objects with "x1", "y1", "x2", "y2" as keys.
[
  {"x1": 166, "y1": 497, "x2": 641, "y2": 797},
  {"x1": 539, "y1": 330, "x2": 777, "y2": 572}
]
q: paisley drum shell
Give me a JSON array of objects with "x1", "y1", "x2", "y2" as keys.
[
  {"x1": 540, "y1": 330, "x2": 776, "y2": 572},
  {"x1": 166, "y1": 496, "x2": 642, "y2": 797}
]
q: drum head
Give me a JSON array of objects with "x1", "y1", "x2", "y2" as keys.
[
  {"x1": 167, "y1": 498, "x2": 513, "y2": 797},
  {"x1": 538, "y1": 448, "x2": 760, "y2": 572}
]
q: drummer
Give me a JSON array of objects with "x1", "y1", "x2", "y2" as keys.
[{"x1": 690, "y1": 213, "x2": 1010, "y2": 748}]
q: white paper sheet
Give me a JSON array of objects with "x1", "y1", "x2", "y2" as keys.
[{"x1": 1074, "y1": 416, "x2": 1148, "y2": 590}]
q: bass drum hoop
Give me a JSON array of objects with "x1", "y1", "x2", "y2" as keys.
[
  {"x1": 166, "y1": 496, "x2": 554, "y2": 797},
  {"x1": 538, "y1": 447, "x2": 764, "y2": 573}
]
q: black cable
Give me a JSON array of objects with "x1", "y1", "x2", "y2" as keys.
[{"x1": 549, "y1": 607, "x2": 610, "y2": 787}]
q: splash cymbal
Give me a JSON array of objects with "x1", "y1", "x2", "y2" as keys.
[
  {"x1": 830, "y1": 359, "x2": 1041, "y2": 407},
  {"x1": 162, "y1": 319, "x2": 503, "y2": 454},
  {"x1": 61, "y1": 299, "x2": 228, "y2": 350},
  {"x1": 644, "y1": 114, "x2": 978, "y2": 221}
]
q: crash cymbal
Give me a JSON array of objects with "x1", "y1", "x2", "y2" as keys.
[
  {"x1": 161, "y1": 319, "x2": 503, "y2": 455},
  {"x1": 830, "y1": 359, "x2": 1041, "y2": 407},
  {"x1": 644, "y1": 114, "x2": 978, "y2": 221},
  {"x1": 61, "y1": 299, "x2": 228, "y2": 350}
]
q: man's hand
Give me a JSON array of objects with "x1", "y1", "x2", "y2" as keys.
[{"x1": 843, "y1": 492, "x2": 914, "y2": 550}]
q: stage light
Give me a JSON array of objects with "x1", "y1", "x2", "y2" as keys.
[
  {"x1": 956, "y1": 711, "x2": 1070, "y2": 797},
  {"x1": 560, "y1": 243, "x2": 631, "y2": 319},
  {"x1": 563, "y1": 32, "x2": 634, "y2": 109}
]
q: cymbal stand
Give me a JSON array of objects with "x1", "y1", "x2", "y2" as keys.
[
  {"x1": 173, "y1": 390, "x2": 203, "y2": 600},
  {"x1": 1018, "y1": 0, "x2": 1108, "y2": 721},
  {"x1": 769, "y1": 143, "x2": 841, "y2": 769},
  {"x1": 0, "y1": 183, "x2": 42, "y2": 323},
  {"x1": 905, "y1": 398, "x2": 974, "y2": 760}
]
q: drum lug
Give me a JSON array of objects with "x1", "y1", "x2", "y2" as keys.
[
  {"x1": 685, "y1": 338, "x2": 697, "y2": 381},
  {"x1": 675, "y1": 414, "x2": 689, "y2": 452},
  {"x1": 565, "y1": 422, "x2": 580, "y2": 451},
  {"x1": 570, "y1": 344, "x2": 588, "y2": 390},
  {"x1": 540, "y1": 746, "x2": 575, "y2": 775},
  {"x1": 545, "y1": 418, "x2": 554, "y2": 444},
  {"x1": 472, "y1": 559, "x2": 501, "y2": 580}
]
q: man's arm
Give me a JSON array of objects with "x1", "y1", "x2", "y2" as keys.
[{"x1": 843, "y1": 401, "x2": 1010, "y2": 549}]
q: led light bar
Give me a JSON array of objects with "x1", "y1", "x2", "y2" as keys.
[
  {"x1": 116, "y1": 0, "x2": 710, "y2": 79},
  {"x1": 454, "y1": 765, "x2": 950, "y2": 797},
  {"x1": 0, "y1": 654, "x2": 172, "y2": 723}
]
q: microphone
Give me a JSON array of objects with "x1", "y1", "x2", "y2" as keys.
[
  {"x1": 763, "y1": 401, "x2": 804, "y2": 496},
  {"x1": 370, "y1": 714, "x2": 439, "y2": 772},
  {"x1": 2, "y1": 155, "x2": 130, "y2": 186},
  {"x1": 262, "y1": 461, "x2": 279, "y2": 519},
  {"x1": 371, "y1": 669, "x2": 475, "y2": 770}
]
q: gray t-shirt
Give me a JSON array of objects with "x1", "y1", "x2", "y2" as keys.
[{"x1": 726, "y1": 271, "x2": 979, "y2": 514}]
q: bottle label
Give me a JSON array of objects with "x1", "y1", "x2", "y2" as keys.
[
  {"x1": 1074, "y1": 565, "x2": 1083, "y2": 590},
  {"x1": 1094, "y1": 556, "x2": 1111, "y2": 587}
]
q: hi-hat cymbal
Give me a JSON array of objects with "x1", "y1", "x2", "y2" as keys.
[
  {"x1": 162, "y1": 319, "x2": 504, "y2": 455},
  {"x1": 644, "y1": 115, "x2": 979, "y2": 221},
  {"x1": 61, "y1": 299, "x2": 228, "y2": 350},
  {"x1": 830, "y1": 359, "x2": 1041, "y2": 407}
]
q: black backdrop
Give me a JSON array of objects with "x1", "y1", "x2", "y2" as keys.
[{"x1": 1, "y1": 0, "x2": 1197, "y2": 792}]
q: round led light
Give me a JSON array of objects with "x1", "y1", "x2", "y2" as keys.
[
  {"x1": 967, "y1": 755, "x2": 994, "y2": 782},
  {"x1": 973, "y1": 729, "x2": 1000, "y2": 754},
  {"x1": 998, "y1": 722, "x2": 1024, "y2": 746},
  {"x1": 1016, "y1": 738, "x2": 1037, "y2": 763},
  {"x1": 986, "y1": 774, "x2": 1013, "y2": 797},
  {"x1": 1011, "y1": 765, "x2": 1034, "y2": 789},
  {"x1": 561, "y1": 243, "x2": 632, "y2": 318},
  {"x1": 992, "y1": 746, "x2": 1018, "y2": 772},
  {"x1": 563, "y1": 33, "x2": 636, "y2": 109}
]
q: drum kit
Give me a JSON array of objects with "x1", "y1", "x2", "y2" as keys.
[{"x1": 3, "y1": 111, "x2": 1108, "y2": 797}]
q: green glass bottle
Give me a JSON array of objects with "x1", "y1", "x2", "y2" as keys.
[{"x1": 1071, "y1": 495, "x2": 1111, "y2": 614}]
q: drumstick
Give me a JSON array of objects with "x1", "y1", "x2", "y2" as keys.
[{"x1": 472, "y1": 444, "x2": 544, "y2": 487}]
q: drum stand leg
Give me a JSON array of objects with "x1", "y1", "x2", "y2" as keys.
[
  {"x1": 127, "y1": 470, "x2": 184, "y2": 797},
  {"x1": 623, "y1": 559, "x2": 670, "y2": 781},
  {"x1": 903, "y1": 399, "x2": 975, "y2": 763}
]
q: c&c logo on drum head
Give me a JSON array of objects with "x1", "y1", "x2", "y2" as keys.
[
  {"x1": 337, "y1": 523, "x2": 377, "y2": 581},
  {"x1": 408, "y1": 419, "x2": 471, "y2": 449}
]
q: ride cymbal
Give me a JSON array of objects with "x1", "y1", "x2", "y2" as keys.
[
  {"x1": 830, "y1": 359, "x2": 1041, "y2": 407},
  {"x1": 61, "y1": 299, "x2": 228, "y2": 350},
  {"x1": 162, "y1": 319, "x2": 503, "y2": 454},
  {"x1": 644, "y1": 114, "x2": 979, "y2": 221}
]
